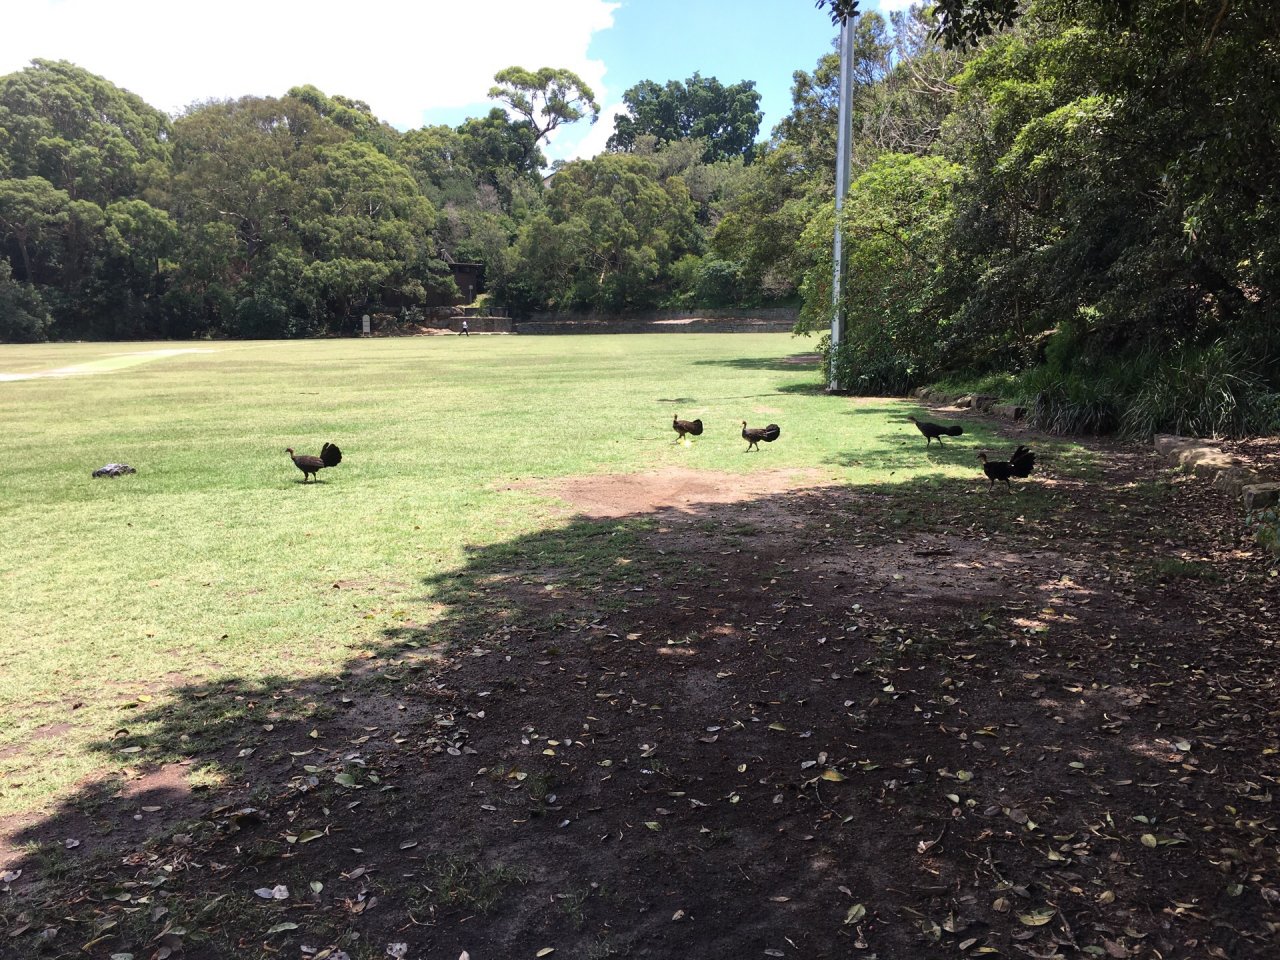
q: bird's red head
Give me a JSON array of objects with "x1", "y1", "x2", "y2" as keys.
[
  {"x1": 976, "y1": 452, "x2": 988, "y2": 462},
  {"x1": 285, "y1": 448, "x2": 294, "y2": 455}
]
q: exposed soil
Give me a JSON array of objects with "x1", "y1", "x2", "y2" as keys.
[
  {"x1": 520, "y1": 466, "x2": 832, "y2": 518},
  {"x1": 2, "y1": 428, "x2": 1278, "y2": 960}
]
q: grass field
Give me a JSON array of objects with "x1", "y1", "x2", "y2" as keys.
[{"x1": 0, "y1": 333, "x2": 1035, "y2": 816}]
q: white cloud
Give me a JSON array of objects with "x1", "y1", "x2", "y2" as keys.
[{"x1": 0, "y1": 0, "x2": 619, "y2": 131}]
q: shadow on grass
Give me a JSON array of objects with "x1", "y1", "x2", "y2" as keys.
[
  {"x1": 692, "y1": 353, "x2": 821, "y2": 373},
  {"x1": 3, "y1": 453, "x2": 1278, "y2": 959}
]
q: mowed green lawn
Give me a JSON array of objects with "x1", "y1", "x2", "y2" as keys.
[{"x1": 0, "y1": 334, "x2": 1021, "y2": 815}]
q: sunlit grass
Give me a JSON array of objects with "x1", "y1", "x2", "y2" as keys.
[{"x1": 0, "y1": 333, "x2": 1066, "y2": 814}]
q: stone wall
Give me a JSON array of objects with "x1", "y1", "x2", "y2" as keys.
[
  {"x1": 424, "y1": 316, "x2": 513, "y2": 334},
  {"x1": 515, "y1": 309, "x2": 798, "y2": 335},
  {"x1": 527, "y1": 306, "x2": 798, "y2": 324}
]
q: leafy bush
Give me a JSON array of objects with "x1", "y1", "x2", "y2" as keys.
[
  {"x1": 1022, "y1": 366, "x2": 1123, "y2": 435},
  {"x1": 805, "y1": 155, "x2": 962, "y2": 393},
  {"x1": 1120, "y1": 344, "x2": 1280, "y2": 440},
  {"x1": 1247, "y1": 507, "x2": 1280, "y2": 559},
  {"x1": 819, "y1": 330, "x2": 932, "y2": 396},
  {"x1": 1005, "y1": 324, "x2": 1280, "y2": 438}
]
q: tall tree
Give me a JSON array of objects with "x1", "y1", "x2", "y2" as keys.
[
  {"x1": 607, "y1": 74, "x2": 763, "y2": 163},
  {"x1": 0, "y1": 59, "x2": 170, "y2": 204},
  {"x1": 488, "y1": 66, "x2": 600, "y2": 166},
  {"x1": 506, "y1": 153, "x2": 699, "y2": 313}
]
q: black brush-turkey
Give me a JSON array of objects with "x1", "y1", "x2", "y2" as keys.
[
  {"x1": 287, "y1": 442, "x2": 342, "y2": 482},
  {"x1": 741, "y1": 421, "x2": 781, "y2": 452},
  {"x1": 978, "y1": 445, "x2": 1035, "y2": 491},
  {"x1": 907, "y1": 414, "x2": 964, "y2": 446},
  {"x1": 672, "y1": 414, "x2": 704, "y2": 441}
]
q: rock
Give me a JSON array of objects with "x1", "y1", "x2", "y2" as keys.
[
  {"x1": 1212, "y1": 467, "x2": 1259, "y2": 497},
  {"x1": 1243, "y1": 482, "x2": 1280, "y2": 512},
  {"x1": 1152, "y1": 435, "x2": 1239, "y2": 474},
  {"x1": 955, "y1": 394, "x2": 974, "y2": 409},
  {"x1": 972, "y1": 394, "x2": 999, "y2": 412},
  {"x1": 911, "y1": 387, "x2": 931, "y2": 399},
  {"x1": 1153, "y1": 434, "x2": 1196, "y2": 457},
  {"x1": 993, "y1": 403, "x2": 1027, "y2": 421},
  {"x1": 92, "y1": 463, "x2": 136, "y2": 478}
]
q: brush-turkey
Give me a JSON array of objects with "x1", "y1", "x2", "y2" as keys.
[
  {"x1": 287, "y1": 442, "x2": 342, "y2": 482},
  {"x1": 907, "y1": 415, "x2": 964, "y2": 446},
  {"x1": 672, "y1": 414, "x2": 704, "y2": 441},
  {"x1": 978, "y1": 445, "x2": 1035, "y2": 491},
  {"x1": 741, "y1": 421, "x2": 781, "y2": 452}
]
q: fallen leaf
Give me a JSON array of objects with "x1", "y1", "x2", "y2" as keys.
[{"x1": 1018, "y1": 907, "x2": 1056, "y2": 926}]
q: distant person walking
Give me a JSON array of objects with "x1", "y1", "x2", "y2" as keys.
[{"x1": 460, "y1": 319, "x2": 469, "y2": 337}]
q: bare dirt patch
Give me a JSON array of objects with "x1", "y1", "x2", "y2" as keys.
[{"x1": 519, "y1": 465, "x2": 833, "y2": 518}]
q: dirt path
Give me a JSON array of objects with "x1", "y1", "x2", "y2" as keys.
[
  {"x1": 2, "y1": 434, "x2": 1277, "y2": 959},
  {"x1": 0, "y1": 348, "x2": 217, "y2": 381}
]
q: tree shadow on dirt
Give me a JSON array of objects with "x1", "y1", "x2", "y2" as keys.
[{"x1": 3, "y1": 464, "x2": 1278, "y2": 959}]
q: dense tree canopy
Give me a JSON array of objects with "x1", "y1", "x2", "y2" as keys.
[{"x1": 607, "y1": 74, "x2": 763, "y2": 163}]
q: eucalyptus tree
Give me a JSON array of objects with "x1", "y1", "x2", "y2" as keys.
[
  {"x1": 607, "y1": 74, "x2": 763, "y2": 163},
  {"x1": 0, "y1": 59, "x2": 170, "y2": 204},
  {"x1": 488, "y1": 66, "x2": 600, "y2": 167}
]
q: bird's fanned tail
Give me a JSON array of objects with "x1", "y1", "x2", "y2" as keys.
[{"x1": 1010, "y1": 446, "x2": 1035, "y2": 477}]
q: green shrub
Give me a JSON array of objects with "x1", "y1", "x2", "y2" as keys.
[
  {"x1": 1248, "y1": 507, "x2": 1280, "y2": 559},
  {"x1": 1120, "y1": 344, "x2": 1280, "y2": 439},
  {"x1": 1004, "y1": 331, "x2": 1280, "y2": 438},
  {"x1": 1020, "y1": 365, "x2": 1123, "y2": 435},
  {"x1": 820, "y1": 330, "x2": 933, "y2": 396}
]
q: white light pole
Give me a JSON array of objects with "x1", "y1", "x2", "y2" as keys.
[{"x1": 829, "y1": 14, "x2": 856, "y2": 392}]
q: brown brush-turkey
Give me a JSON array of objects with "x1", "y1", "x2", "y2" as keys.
[
  {"x1": 287, "y1": 442, "x2": 342, "y2": 482},
  {"x1": 978, "y1": 445, "x2": 1035, "y2": 491},
  {"x1": 907, "y1": 414, "x2": 964, "y2": 446},
  {"x1": 741, "y1": 421, "x2": 781, "y2": 452},
  {"x1": 672, "y1": 414, "x2": 704, "y2": 441}
]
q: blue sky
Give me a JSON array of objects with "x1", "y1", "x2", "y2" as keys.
[
  {"x1": 0, "y1": 0, "x2": 914, "y2": 163},
  {"x1": 422, "y1": 0, "x2": 855, "y2": 158}
]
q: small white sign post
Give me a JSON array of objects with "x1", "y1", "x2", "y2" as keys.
[{"x1": 361, "y1": 314, "x2": 371, "y2": 335}]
